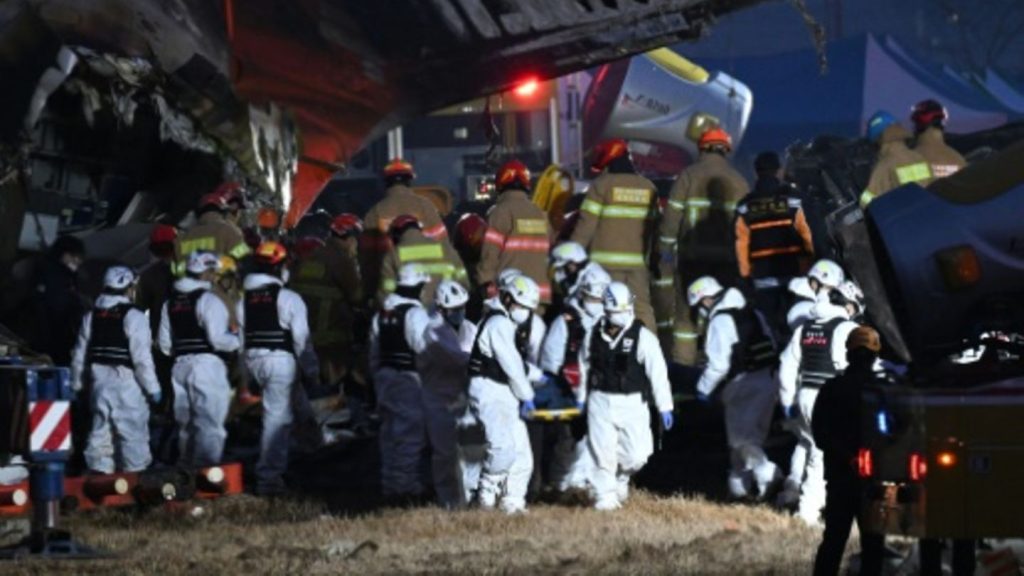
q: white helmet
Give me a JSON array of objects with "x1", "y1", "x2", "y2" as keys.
[
  {"x1": 836, "y1": 279, "x2": 865, "y2": 313},
  {"x1": 397, "y1": 263, "x2": 430, "y2": 287},
  {"x1": 686, "y1": 276, "x2": 724, "y2": 308},
  {"x1": 434, "y1": 280, "x2": 469, "y2": 309},
  {"x1": 808, "y1": 259, "x2": 845, "y2": 289},
  {"x1": 497, "y1": 268, "x2": 524, "y2": 289},
  {"x1": 603, "y1": 282, "x2": 635, "y2": 313},
  {"x1": 502, "y1": 275, "x2": 540, "y2": 310},
  {"x1": 578, "y1": 265, "x2": 612, "y2": 299},
  {"x1": 186, "y1": 250, "x2": 222, "y2": 275},
  {"x1": 103, "y1": 266, "x2": 137, "y2": 291},
  {"x1": 550, "y1": 242, "x2": 588, "y2": 269}
]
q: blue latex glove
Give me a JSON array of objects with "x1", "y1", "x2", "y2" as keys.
[
  {"x1": 782, "y1": 404, "x2": 793, "y2": 419},
  {"x1": 520, "y1": 399, "x2": 537, "y2": 420},
  {"x1": 150, "y1": 389, "x2": 163, "y2": 405},
  {"x1": 575, "y1": 400, "x2": 585, "y2": 412},
  {"x1": 539, "y1": 373, "x2": 556, "y2": 387},
  {"x1": 660, "y1": 411, "x2": 674, "y2": 431},
  {"x1": 695, "y1": 391, "x2": 710, "y2": 403}
]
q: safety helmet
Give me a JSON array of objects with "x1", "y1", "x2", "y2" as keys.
[
  {"x1": 495, "y1": 159, "x2": 531, "y2": 191},
  {"x1": 330, "y1": 213, "x2": 363, "y2": 238},
  {"x1": 198, "y1": 191, "x2": 229, "y2": 211},
  {"x1": 686, "y1": 276, "x2": 724, "y2": 308},
  {"x1": 846, "y1": 326, "x2": 881, "y2": 353},
  {"x1": 257, "y1": 207, "x2": 280, "y2": 229},
  {"x1": 383, "y1": 158, "x2": 415, "y2": 181},
  {"x1": 103, "y1": 265, "x2": 137, "y2": 291},
  {"x1": 866, "y1": 110, "x2": 897, "y2": 143},
  {"x1": 502, "y1": 275, "x2": 540, "y2": 310},
  {"x1": 213, "y1": 182, "x2": 244, "y2": 208},
  {"x1": 603, "y1": 281, "x2": 635, "y2": 313},
  {"x1": 590, "y1": 138, "x2": 629, "y2": 173},
  {"x1": 455, "y1": 213, "x2": 487, "y2": 252},
  {"x1": 808, "y1": 259, "x2": 845, "y2": 289},
  {"x1": 149, "y1": 224, "x2": 177, "y2": 245},
  {"x1": 255, "y1": 241, "x2": 288, "y2": 265},
  {"x1": 434, "y1": 280, "x2": 469, "y2": 309},
  {"x1": 497, "y1": 268, "x2": 524, "y2": 290},
  {"x1": 550, "y1": 242, "x2": 588, "y2": 269},
  {"x1": 186, "y1": 250, "x2": 221, "y2": 275},
  {"x1": 218, "y1": 254, "x2": 237, "y2": 275},
  {"x1": 578, "y1": 265, "x2": 612, "y2": 299},
  {"x1": 911, "y1": 99, "x2": 948, "y2": 132},
  {"x1": 836, "y1": 279, "x2": 865, "y2": 313},
  {"x1": 697, "y1": 127, "x2": 733, "y2": 152},
  {"x1": 388, "y1": 214, "x2": 421, "y2": 245},
  {"x1": 397, "y1": 263, "x2": 430, "y2": 288}
]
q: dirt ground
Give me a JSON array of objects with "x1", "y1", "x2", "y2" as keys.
[{"x1": 2, "y1": 491, "x2": 838, "y2": 576}]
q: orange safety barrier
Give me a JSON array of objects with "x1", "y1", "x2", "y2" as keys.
[{"x1": 0, "y1": 483, "x2": 30, "y2": 517}]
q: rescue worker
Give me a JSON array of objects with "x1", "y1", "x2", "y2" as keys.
[
  {"x1": 454, "y1": 212, "x2": 487, "y2": 286},
  {"x1": 290, "y1": 213, "x2": 366, "y2": 390},
  {"x1": 379, "y1": 215, "x2": 468, "y2": 308},
  {"x1": 687, "y1": 276, "x2": 781, "y2": 499},
  {"x1": 70, "y1": 266, "x2": 161, "y2": 473},
  {"x1": 419, "y1": 280, "x2": 476, "y2": 507},
  {"x1": 216, "y1": 182, "x2": 246, "y2": 228},
  {"x1": 370, "y1": 263, "x2": 434, "y2": 503},
  {"x1": 910, "y1": 99, "x2": 967, "y2": 179},
  {"x1": 657, "y1": 127, "x2": 749, "y2": 364},
  {"x1": 778, "y1": 284, "x2": 863, "y2": 525},
  {"x1": 30, "y1": 234, "x2": 87, "y2": 367},
  {"x1": 786, "y1": 259, "x2": 845, "y2": 332},
  {"x1": 478, "y1": 159, "x2": 553, "y2": 307},
  {"x1": 539, "y1": 265, "x2": 612, "y2": 493},
  {"x1": 550, "y1": 241, "x2": 605, "y2": 300},
  {"x1": 175, "y1": 187, "x2": 251, "y2": 276},
  {"x1": 137, "y1": 224, "x2": 179, "y2": 336},
  {"x1": 238, "y1": 241, "x2": 319, "y2": 496},
  {"x1": 811, "y1": 326, "x2": 885, "y2": 576},
  {"x1": 467, "y1": 275, "x2": 542, "y2": 514},
  {"x1": 735, "y1": 152, "x2": 814, "y2": 341},
  {"x1": 158, "y1": 251, "x2": 241, "y2": 467},
  {"x1": 860, "y1": 111, "x2": 933, "y2": 207},
  {"x1": 361, "y1": 159, "x2": 455, "y2": 307},
  {"x1": 579, "y1": 282, "x2": 673, "y2": 510},
  {"x1": 570, "y1": 139, "x2": 658, "y2": 330}
]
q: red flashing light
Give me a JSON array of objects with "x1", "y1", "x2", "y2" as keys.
[
  {"x1": 857, "y1": 448, "x2": 873, "y2": 478},
  {"x1": 909, "y1": 453, "x2": 928, "y2": 482},
  {"x1": 513, "y1": 78, "x2": 539, "y2": 97}
]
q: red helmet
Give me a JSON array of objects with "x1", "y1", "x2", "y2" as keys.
[
  {"x1": 698, "y1": 127, "x2": 732, "y2": 152},
  {"x1": 149, "y1": 224, "x2": 177, "y2": 245},
  {"x1": 495, "y1": 159, "x2": 531, "y2": 191},
  {"x1": 293, "y1": 237, "x2": 325, "y2": 259},
  {"x1": 383, "y1": 159, "x2": 415, "y2": 181},
  {"x1": 911, "y1": 99, "x2": 948, "y2": 131},
  {"x1": 388, "y1": 214, "x2": 421, "y2": 244},
  {"x1": 455, "y1": 213, "x2": 487, "y2": 252},
  {"x1": 591, "y1": 139, "x2": 629, "y2": 173},
  {"x1": 330, "y1": 213, "x2": 363, "y2": 238},
  {"x1": 213, "y1": 182, "x2": 244, "y2": 208},
  {"x1": 198, "y1": 191, "x2": 229, "y2": 211},
  {"x1": 255, "y1": 241, "x2": 288, "y2": 265}
]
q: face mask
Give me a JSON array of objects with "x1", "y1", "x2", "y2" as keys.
[
  {"x1": 510, "y1": 307, "x2": 531, "y2": 325},
  {"x1": 553, "y1": 269, "x2": 567, "y2": 285},
  {"x1": 444, "y1": 309, "x2": 465, "y2": 329},
  {"x1": 281, "y1": 268, "x2": 291, "y2": 284},
  {"x1": 583, "y1": 301, "x2": 604, "y2": 318},
  {"x1": 608, "y1": 311, "x2": 631, "y2": 328},
  {"x1": 698, "y1": 306, "x2": 710, "y2": 320}
]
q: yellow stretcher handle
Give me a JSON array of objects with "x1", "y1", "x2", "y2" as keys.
[{"x1": 528, "y1": 407, "x2": 582, "y2": 422}]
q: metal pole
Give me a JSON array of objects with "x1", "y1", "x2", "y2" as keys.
[{"x1": 549, "y1": 96, "x2": 560, "y2": 166}]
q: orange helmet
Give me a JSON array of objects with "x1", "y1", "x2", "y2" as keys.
[
  {"x1": 591, "y1": 138, "x2": 629, "y2": 173},
  {"x1": 495, "y1": 159, "x2": 530, "y2": 191},
  {"x1": 698, "y1": 127, "x2": 732, "y2": 152},
  {"x1": 455, "y1": 213, "x2": 487, "y2": 252},
  {"x1": 255, "y1": 241, "x2": 288, "y2": 265},
  {"x1": 198, "y1": 191, "x2": 229, "y2": 211},
  {"x1": 149, "y1": 224, "x2": 177, "y2": 245},
  {"x1": 213, "y1": 182, "x2": 244, "y2": 208},
  {"x1": 257, "y1": 207, "x2": 280, "y2": 229},
  {"x1": 383, "y1": 159, "x2": 415, "y2": 181},
  {"x1": 388, "y1": 214, "x2": 421, "y2": 244},
  {"x1": 330, "y1": 213, "x2": 363, "y2": 237}
]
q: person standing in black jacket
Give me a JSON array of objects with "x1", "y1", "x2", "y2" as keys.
[{"x1": 811, "y1": 326, "x2": 885, "y2": 576}]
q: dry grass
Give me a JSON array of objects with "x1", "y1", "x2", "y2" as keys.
[{"x1": 3, "y1": 492, "x2": 833, "y2": 575}]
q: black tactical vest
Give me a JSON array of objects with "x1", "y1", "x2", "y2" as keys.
[
  {"x1": 169, "y1": 289, "x2": 214, "y2": 356},
  {"x1": 244, "y1": 284, "x2": 293, "y2": 352},
  {"x1": 469, "y1": 309, "x2": 527, "y2": 384},
  {"x1": 798, "y1": 317, "x2": 847, "y2": 388},
  {"x1": 87, "y1": 303, "x2": 134, "y2": 367},
  {"x1": 713, "y1": 306, "x2": 778, "y2": 380},
  {"x1": 561, "y1": 307, "x2": 586, "y2": 373},
  {"x1": 588, "y1": 320, "x2": 649, "y2": 395},
  {"x1": 378, "y1": 303, "x2": 416, "y2": 370},
  {"x1": 739, "y1": 193, "x2": 806, "y2": 279}
]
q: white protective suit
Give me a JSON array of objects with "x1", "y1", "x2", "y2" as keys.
[
  {"x1": 236, "y1": 273, "x2": 318, "y2": 494},
  {"x1": 785, "y1": 277, "x2": 819, "y2": 331},
  {"x1": 468, "y1": 303, "x2": 536, "y2": 514},
  {"x1": 419, "y1": 311, "x2": 477, "y2": 507},
  {"x1": 71, "y1": 294, "x2": 161, "y2": 473},
  {"x1": 579, "y1": 316, "x2": 673, "y2": 509},
  {"x1": 695, "y1": 288, "x2": 780, "y2": 498},
  {"x1": 778, "y1": 299, "x2": 858, "y2": 524},
  {"x1": 370, "y1": 293, "x2": 432, "y2": 498},
  {"x1": 158, "y1": 277, "x2": 240, "y2": 467}
]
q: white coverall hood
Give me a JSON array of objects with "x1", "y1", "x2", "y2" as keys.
[
  {"x1": 243, "y1": 273, "x2": 284, "y2": 290},
  {"x1": 709, "y1": 287, "x2": 747, "y2": 316},
  {"x1": 173, "y1": 277, "x2": 212, "y2": 292}
]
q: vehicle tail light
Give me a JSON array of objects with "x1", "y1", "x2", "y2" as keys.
[
  {"x1": 857, "y1": 448, "x2": 873, "y2": 478},
  {"x1": 909, "y1": 452, "x2": 927, "y2": 481},
  {"x1": 936, "y1": 245, "x2": 981, "y2": 291},
  {"x1": 936, "y1": 451, "x2": 957, "y2": 468}
]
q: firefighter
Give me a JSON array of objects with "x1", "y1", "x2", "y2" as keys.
[
  {"x1": 569, "y1": 139, "x2": 658, "y2": 331},
  {"x1": 70, "y1": 266, "x2": 161, "y2": 473},
  {"x1": 786, "y1": 259, "x2": 845, "y2": 332},
  {"x1": 290, "y1": 213, "x2": 366, "y2": 390},
  {"x1": 370, "y1": 263, "x2": 434, "y2": 502},
  {"x1": 175, "y1": 186, "x2": 251, "y2": 276},
  {"x1": 216, "y1": 182, "x2": 246, "y2": 228},
  {"x1": 687, "y1": 276, "x2": 781, "y2": 499},
  {"x1": 910, "y1": 99, "x2": 967, "y2": 179},
  {"x1": 657, "y1": 127, "x2": 749, "y2": 364},
  {"x1": 361, "y1": 159, "x2": 455, "y2": 307},
  {"x1": 811, "y1": 326, "x2": 885, "y2": 576},
  {"x1": 735, "y1": 152, "x2": 815, "y2": 341},
  {"x1": 158, "y1": 251, "x2": 241, "y2": 467},
  {"x1": 778, "y1": 283, "x2": 863, "y2": 525},
  {"x1": 478, "y1": 159, "x2": 553, "y2": 307},
  {"x1": 860, "y1": 111, "x2": 933, "y2": 207},
  {"x1": 580, "y1": 282, "x2": 673, "y2": 511},
  {"x1": 136, "y1": 224, "x2": 179, "y2": 415},
  {"x1": 237, "y1": 241, "x2": 319, "y2": 496},
  {"x1": 468, "y1": 275, "x2": 542, "y2": 514},
  {"x1": 379, "y1": 214, "x2": 468, "y2": 308},
  {"x1": 454, "y1": 212, "x2": 487, "y2": 287}
]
